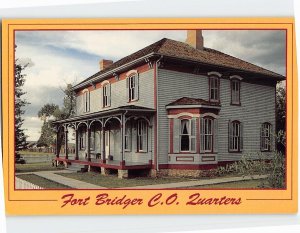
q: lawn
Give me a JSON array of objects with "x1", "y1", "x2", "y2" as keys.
[
  {"x1": 18, "y1": 151, "x2": 54, "y2": 156},
  {"x1": 16, "y1": 162, "x2": 65, "y2": 173},
  {"x1": 17, "y1": 174, "x2": 70, "y2": 189},
  {"x1": 186, "y1": 178, "x2": 269, "y2": 189},
  {"x1": 56, "y1": 172, "x2": 193, "y2": 188}
]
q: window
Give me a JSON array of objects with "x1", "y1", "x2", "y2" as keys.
[
  {"x1": 261, "y1": 123, "x2": 272, "y2": 151},
  {"x1": 231, "y1": 79, "x2": 241, "y2": 105},
  {"x1": 83, "y1": 90, "x2": 90, "y2": 112},
  {"x1": 79, "y1": 131, "x2": 86, "y2": 150},
  {"x1": 200, "y1": 117, "x2": 218, "y2": 153},
  {"x1": 124, "y1": 122, "x2": 132, "y2": 151},
  {"x1": 102, "y1": 83, "x2": 111, "y2": 107},
  {"x1": 180, "y1": 119, "x2": 190, "y2": 151},
  {"x1": 89, "y1": 127, "x2": 95, "y2": 151},
  {"x1": 229, "y1": 121, "x2": 243, "y2": 152},
  {"x1": 137, "y1": 120, "x2": 147, "y2": 152},
  {"x1": 127, "y1": 74, "x2": 139, "y2": 102},
  {"x1": 209, "y1": 76, "x2": 220, "y2": 102}
]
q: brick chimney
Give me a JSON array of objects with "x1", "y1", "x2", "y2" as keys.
[
  {"x1": 99, "y1": 59, "x2": 113, "y2": 71},
  {"x1": 186, "y1": 30, "x2": 204, "y2": 50}
]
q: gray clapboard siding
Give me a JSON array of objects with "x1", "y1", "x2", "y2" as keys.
[
  {"x1": 157, "y1": 68, "x2": 276, "y2": 164},
  {"x1": 157, "y1": 69, "x2": 209, "y2": 164},
  {"x1": 76, "y1": 69, "x2": 155, "y2": 115}
]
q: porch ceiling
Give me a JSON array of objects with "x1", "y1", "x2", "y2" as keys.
[{"x1": 53, "y1": 105, "x2": 156, "y2": 125}]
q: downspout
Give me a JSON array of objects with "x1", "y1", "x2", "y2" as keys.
[{"x1": 155, "y1": 56, "x2": 163, "y2": 171}]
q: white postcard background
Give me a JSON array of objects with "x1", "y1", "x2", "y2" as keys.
[{"x1": 0, "y1": 0, "x2": 299, "y2": 233}]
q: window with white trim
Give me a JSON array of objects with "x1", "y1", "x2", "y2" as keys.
[
  {"x1": 229, "y1": 120, "x2": 243, "y2": 152},
  {"x1": 83, "y1": 90, "x2": 90, "y2": 112},
  {"x1": 261, "y1": 122, "x2": 272, "y2": 151},
  {"x1": 172, "y1": 118, "x2": 196, "y2": 153},
  {"x1": 89, "y1": 127, "x2": 95, "y2": 151},
  {"x1": 200, "y1": 117, "x2": 218, "y2": 153},
  {"x1": 102, "y1": 83, "x2": 111, "y2": 107},
  {"x1": 231, "y1": 79, "x2": 240, "y2": 105},
  {"x1": 137, "y1": 120, "x2": 147, "y2": 152},
  {"x1": 127, "y1": 73, "x2": 139, "y2": 102},
  {"x1": 79, "y1": 131, "x2": 86, "y2": 150},
  {"x1": 209, "y1": 76, "x2": 220, "y2": 102},
  {"x1": 124, "y1": 121, "x2": 132, "y2": 151}
]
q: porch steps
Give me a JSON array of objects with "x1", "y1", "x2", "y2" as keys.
[{"x1": 67, "y1": 163, "x2": 88, "y2": 172}]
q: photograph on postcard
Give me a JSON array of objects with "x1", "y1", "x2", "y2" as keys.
[{"x1": 2, "y1": 18, "x2": 296, "y2": 214}]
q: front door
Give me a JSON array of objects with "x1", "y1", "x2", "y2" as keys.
[{"x1": 105, "y1": 130, "x2": 110, "y2": 159}]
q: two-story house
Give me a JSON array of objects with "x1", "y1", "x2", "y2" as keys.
[{"x1": 53, "y1": 30, "x2": 285, "y2": 178}]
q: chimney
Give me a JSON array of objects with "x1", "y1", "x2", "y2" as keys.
[
  {"x1": 186, "y1": 30, "x2": 204, "y2": 50},
  {"x1": 99, "y1": 59, "x2": 113, "y2": 71}
]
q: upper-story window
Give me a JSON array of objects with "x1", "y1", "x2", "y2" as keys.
[
  {"x1": 102, "y1": 82, "x2": 111, "y2": 108},
  {"x1": 82, "y1": 89, "x2": 90, "y2": 112},
  {"x1": 261, "y1": 122, "x2": 272, "y2": 152},
  {"x1": 230, "y1": 76, "x2": 242, "y2": 105},
  {"x1": 209, "y1": 76, "x2": 220, "y2": 102},
  {"x1": 229, "y1": 120, "x2": 243, "y2": 152},
  {"x1": 126, "y1": 70, "x2": 139, "y2": 102}
]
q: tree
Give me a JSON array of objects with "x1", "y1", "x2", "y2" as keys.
[
  {"x1": 276, "y1": 85, "x2": 286, "y2": 152},
  {"x1": 15, "y1": 62, "x2": 30, "y2": 157},
  {"x1": 37, "y1": 84, "x2": 76, "y2": 148}
]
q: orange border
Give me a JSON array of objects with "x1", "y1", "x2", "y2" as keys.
[{"x1": 2, "y1": 18, "x2": 297, "y2": 215}]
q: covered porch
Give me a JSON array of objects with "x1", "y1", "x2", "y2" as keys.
[{"x1": 53, "y1": 106, "x2": 155, "y2": 178}]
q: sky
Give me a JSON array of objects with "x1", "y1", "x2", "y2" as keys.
[{"x1": 15, "y1": 30, "x2": 286, "y2": 141}]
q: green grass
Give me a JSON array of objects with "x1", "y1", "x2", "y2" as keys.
[
  {"x1": 18, "y1": 151, "x2": 54, "y2": 155},
  {"x1": 16, "y1": 174, "x2": 70, "y2": 189},
  {"x1": 16, "y1": 162, "x2": 64, "y2": 173},
  {"x1": 186, "y1": 179, "x2": 269, "y2": 189},
  {"x1": 56, "y1": 172, "x2": 193, "y2": 188}
]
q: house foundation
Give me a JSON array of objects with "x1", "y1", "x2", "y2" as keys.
[{"x1": 118, "y1": 169, "x2": 128, "y2": 179}]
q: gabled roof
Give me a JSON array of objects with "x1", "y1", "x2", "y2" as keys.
[
  {"x1": 167, "y1": 97, "x2": 221, "y2": 107},
  {"x1": 74, "y1": 38, "x2": 285, "y2": 89}
]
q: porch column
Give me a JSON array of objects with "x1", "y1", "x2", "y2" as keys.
[
  {"x1": 55, "y1": 128, "x2": 59, "y2": 158},
  {"x1": 64, "y1": 127, "x2": 68, "y2": 159},
  {"x1": 87, "y1": 126, "x2": 91, "y2": 161},
  {"x1": 121, "y1": 114, "x2": 125, "y2": 162},
  {"x1": 75, "y1": 128, "x2": 79, "y2": 160},
  {"x1": 102, "y1": 126, "x2": 106, "y2": 163}
]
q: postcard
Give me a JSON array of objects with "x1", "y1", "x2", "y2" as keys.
[{"x1": 2, "y1": 18, "x2": 297, "y2": 215}]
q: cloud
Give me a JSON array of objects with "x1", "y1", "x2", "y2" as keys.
[{"x1": 15, "y1": 30, "x2": 286, "y2": 140}]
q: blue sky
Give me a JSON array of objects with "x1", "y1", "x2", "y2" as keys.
[{"x1": 15, "y1": 30, "x2": 286, "y2": 141}]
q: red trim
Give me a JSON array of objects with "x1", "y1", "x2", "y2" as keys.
[
  {"x1": 55, "y1": 158, "x2": 151, "y2": 170},
  {"x1": 169, "y1": 119, "x2": 174, "y2": 154},
  {"x1": 158, "y1": 164, "x2": 217, "y2": 170},
  {"x1": 168, "y1": 108, "x2": 200, "y2": 115},
  {"x1": 76, "y1": 63, "x2": 150, "y2": 96},
  {"x1": 201, "y1": 156, "x2": 216, "y2": 162}
]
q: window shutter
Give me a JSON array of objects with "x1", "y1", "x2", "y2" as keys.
[
  {"x1": 240, "y1": 122, "x2": 244, "y2": 151},
  {"x1": 173, "y1": 118, "x2": 180, "y2": 153},
  {"x1": 107, "y1": 84, "x2": 111, "y2": 107},
  {"x1": 228, "y1": 120, "x2": 232, "y2": 151},
  {"x1": 126, "y1": 78, "x2": 129, "y2": 101},
  {"x1": 190, "y1": 118, "x2": 196, "y2": 153},
  {"x1": 213, "y1": 118, "x2": 218, "y2": 153},
  {"x1": 200, "y1": 117, "x2": 205, "y2": 153},
  {"x1": 135, "y1": 74, "x2": 139, "y2": 100}
]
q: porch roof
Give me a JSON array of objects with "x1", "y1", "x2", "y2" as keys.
[{"x1": 53, "y1": 105, "x2": 155, "y2": 125}]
